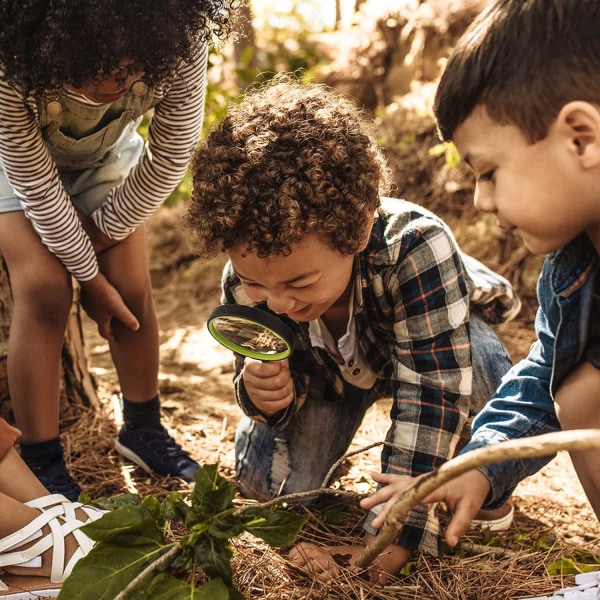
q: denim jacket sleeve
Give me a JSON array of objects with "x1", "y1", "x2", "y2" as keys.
[{"x1": 461, "y1": 257, "x2": 563, "y2": 508}]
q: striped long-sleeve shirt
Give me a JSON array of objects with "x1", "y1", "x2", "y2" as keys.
[{"x1": 0, "y1": 46, "x2": 208, "y2": 281}]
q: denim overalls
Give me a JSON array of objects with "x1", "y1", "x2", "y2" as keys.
[
  {"x1": 463, "y1": 233, "x2": 599, "y2": 508},
  {"x1": 0, "y1": 80, "x2": 155, "y2": 215}
]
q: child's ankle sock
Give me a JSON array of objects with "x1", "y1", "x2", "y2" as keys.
[
  {"x1": 121, "y1": 394, "x2": 162, "y2": 431},
  {"x1": 20, "y1": 437, "x2": 64, "y2": 470}
]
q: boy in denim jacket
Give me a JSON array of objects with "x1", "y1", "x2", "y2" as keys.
[{"x1": 364, "y1": 0, "x2": 600, "y2": 550}]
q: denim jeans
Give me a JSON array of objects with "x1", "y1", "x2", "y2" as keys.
[{"x1": 235, "y1": 311, "x2": 513, "y2": 501}]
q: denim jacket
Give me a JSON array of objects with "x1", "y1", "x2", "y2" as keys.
[{"x1": 462, "y1": 233, "x2": 599, "y2": 508}]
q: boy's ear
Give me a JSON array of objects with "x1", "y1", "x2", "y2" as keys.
[{"x1": 556, "y1": 101, "x2": 600, "y2": 169}]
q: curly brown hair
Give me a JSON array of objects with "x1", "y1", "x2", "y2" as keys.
[
  {"x1": 0, "y1": 0, "x2": 233, "y2": 95},
  {"x1": 187, "y1": 75, "x2": 391, "y2": 258}
]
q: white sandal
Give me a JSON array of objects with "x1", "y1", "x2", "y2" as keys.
[
  {"x1": 0, "y1": 499, "x2": 100, "y2": 598},
  {"x1": 25, "y1": 494, "x2": 106, "y2": 524}
]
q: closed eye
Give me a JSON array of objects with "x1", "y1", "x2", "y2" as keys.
[
  {"x1": 477, "y1": 170, "x2": 495, "y2": 183},
  {"x1": 289, "y1": 283, "x2": 312, "y2": 290}
]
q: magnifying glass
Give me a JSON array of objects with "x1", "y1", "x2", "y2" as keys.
[{"x1": 207, "y1": 304, "x2": 295, "y2": 361}]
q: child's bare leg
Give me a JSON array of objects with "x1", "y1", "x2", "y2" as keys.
[
  {"x1": 96, "y1": 224, "x2": 159, "y2": 402},
  {"x1": 0, "y1": 447, "x2": 48, "y2": 502},
  {"x1": 554, "y1": 360, "x2": 600, "y2": 519},
  {"x1": 100, "y1": 224, "x2": 198, "y2": 480},
  {"x1": 0, "y1": 213, "x2": 72, "y2": 443}
]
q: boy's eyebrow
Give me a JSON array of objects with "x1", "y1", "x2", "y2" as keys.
[{"x1": 462, "y1": 153, "x2": 474, "y2": 169}]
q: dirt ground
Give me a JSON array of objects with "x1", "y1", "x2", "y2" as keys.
[{"x1": 65, "y1": 108, "x2": 600, "y2": 598}]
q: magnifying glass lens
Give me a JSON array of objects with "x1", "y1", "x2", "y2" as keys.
[{"x1": 207, "y1": 305, "x2": 294, "y2": 361}]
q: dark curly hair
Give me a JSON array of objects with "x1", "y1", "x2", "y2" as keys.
[
  {"x1": 0, "y1": 0, "x2": 234, "y2": 95},
  {"x1": 187, "y1": 75, "x2": 391, "y2": 258}
]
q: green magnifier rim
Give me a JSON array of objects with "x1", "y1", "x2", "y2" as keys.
[{"x1": 207, "y1": 304, "x2": 294, "y2": 361}]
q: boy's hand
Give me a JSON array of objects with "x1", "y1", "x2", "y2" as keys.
[
  {"x1": 79, "y1": 273, "x2": 140, "y2": 341},
  {"x1": 288, "y1": 537, "x2": 411, "y2": 584},
  {"x1": 361, "y1": 470, "x2": 491, "y2": 547},
  {"x1": 242, "y1": 358, "x2": 294, "y2": 415}
]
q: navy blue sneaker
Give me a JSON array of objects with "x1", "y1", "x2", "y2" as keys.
[
  {"x1": 29, "y1": 455, "x2": 82, "y2": 502},
  {"x1": 114, "y1": 426, "x2": 200, "y2": 482}
]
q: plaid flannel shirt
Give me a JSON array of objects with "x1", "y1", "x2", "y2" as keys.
[{"x1": 222, "y1": 196, "x2": 520, "y2": 555}]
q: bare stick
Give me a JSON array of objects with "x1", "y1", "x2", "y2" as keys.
[
  {"x1": 113, "y1": 545, "x2": 179, "y2": 600},
  {"x1": 355, "y1": 429, "x2": 600, "y2": 569}
]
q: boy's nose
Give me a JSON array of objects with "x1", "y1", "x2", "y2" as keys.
[
  {"x1": 266, "y1": 295, "x2": 295, "y2": 315},
  {"x1": 473, "y1": 186, "x2": 496, "y2": 213}
]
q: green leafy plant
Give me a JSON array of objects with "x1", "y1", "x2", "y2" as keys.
[
  {"x1": 428, "y1": 140, "x2": 462, "y2": 169},
  {"x1": 58, "y1": 464, "x2": 307, "y2": 600}
]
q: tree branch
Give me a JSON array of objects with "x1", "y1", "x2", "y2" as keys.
[{"x1": 355, "y1": 429, "x2": 600, "y2": 569}]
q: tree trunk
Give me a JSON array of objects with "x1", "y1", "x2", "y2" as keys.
[{"x1": 0, "y1": 257, "x2": 98, "y2": 425}]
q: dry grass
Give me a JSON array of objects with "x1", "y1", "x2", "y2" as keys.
[{"x1": 59, "y1": 399, "x2": 595, "y2": 600}]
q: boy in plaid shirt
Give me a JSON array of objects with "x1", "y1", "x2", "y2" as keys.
[{"x1": 187, "y1": 76, "x2": 520, "y2": 579}]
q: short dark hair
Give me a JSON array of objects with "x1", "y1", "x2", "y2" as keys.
[
  {"x1": 0, "y1": 0, "x2": 233, "y2": 95},
  {"x1": 434, "y1": 0, "x2": 600, "y2": 143},
  {"x1": 187, "y1": 74, "x2": 391, "y2": 258}
]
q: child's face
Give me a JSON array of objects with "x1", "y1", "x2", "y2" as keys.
[
  {"x1": 64, "y1": 66, "x2": 144, "y2": 104},
  {"x1": 229, "y1": 233, "x2": 356, "y2": 323},
  {"x1": 453, "y1": 105, "x2": 599, "y2": 256}
]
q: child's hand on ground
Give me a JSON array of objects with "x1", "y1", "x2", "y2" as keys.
[
  {"x1": 361, "y1": 470, "x2": 492, "y2": 547},
  {"x1": 242, "y1": 358, "x2": 294, "y2": 416},
  {"x1": 80, "y1": 273, "x2": 140, "y2": 341},
  {"x1": 288, "y1": 537, "x2": 412, "y2": 584}
]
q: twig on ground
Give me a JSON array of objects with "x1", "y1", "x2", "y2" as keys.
[{"x1": 113, "y1": 545, "x2": 180, "y2": 600}]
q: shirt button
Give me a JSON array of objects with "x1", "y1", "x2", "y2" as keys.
[
  {"x1": 352, "y1": 368, "x2": 361, "y2": 376},
  {"x1": 47, "y1": 101, "x2": 63, "y2": 117},
  {"x1": 348, "y1": 359, "x2": 355, "y2": 367},
  {"x1": 131, "y1": 81, "x2": 148, "y2": 96}
]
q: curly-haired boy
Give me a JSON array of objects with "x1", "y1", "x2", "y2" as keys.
[{"x1": 187, "y1": 75, "x2": 520, "y2": 579}]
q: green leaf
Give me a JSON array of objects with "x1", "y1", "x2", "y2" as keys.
[
  {"x1": 194, "y1": 533, "x2": 234, "y2": 583},
  {"x1": 57, "y1": 541, "x2": 175, "y2": 600},
  {"x1": 163, "y1": 492, "x2": 193, "y2": 524},
  {"x1": 191, "y1": 464, "x2": 236, "y2": 516},
  {"x1": 85, "y1": 493, "x2": 141, "y2": 510},
  {"x1": 242, "y1": 507, "x2": 307, "y2": 547},
  {"x1": 547, "y1": 557, "x2": 600, "y2": 576},
  {"x1": 142, "y1": 494, "x2": 164, "y2": 524},
  {"x1": 148, "y1": 573, "x2": 230, "y2": 600},
  {"x1": 82, "y1": 504, "x2": 163, "y2": 546},
  {"x1": 208, "y1": 512, "x2": 246, "y2": 540}
]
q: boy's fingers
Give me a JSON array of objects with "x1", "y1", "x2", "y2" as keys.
[
  {"x1": 96, "y1": 319, "x2": 115, "y2": 342},
  {"x1": 445, "y1": 511, "x2": 474, "y2": 547},
  {"x1": 115, "y1": 306, "x2": 140, "y2": 331}
]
